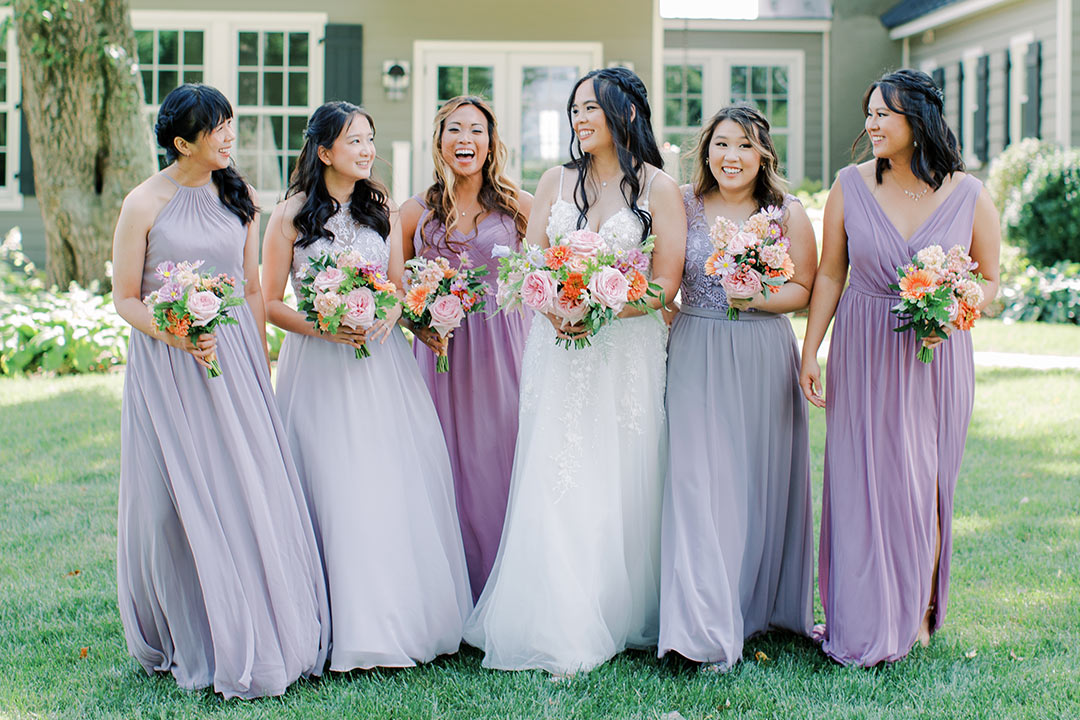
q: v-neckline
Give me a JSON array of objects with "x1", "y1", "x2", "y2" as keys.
[
  {"x1": 852, "y1": 169, "x2": 969, "y2": 246},
  {"x1": 552, "y1": 198, "x2": 634, "y2": 236}
]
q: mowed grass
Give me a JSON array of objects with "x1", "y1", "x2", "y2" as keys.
[{"x1": 0, "y1": 366, "x2": 1078, "y2": 719}]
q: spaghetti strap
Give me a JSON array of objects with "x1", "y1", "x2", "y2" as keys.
[
  {"x1": 557, "y1": 167, "x2": 565, "y2": 201},
  {"x1": 643, "y1": 169, "x2": 659, "y2": 207},
  {"x1": 159, "y1": 172, "x2": 181, "y2": 188}
]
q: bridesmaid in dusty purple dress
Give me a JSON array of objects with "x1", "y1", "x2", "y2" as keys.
[
  {"x1": 111, "y1": 84, "x2": 329, "y2": 698},
  {"x1": 659, "y1": 105, "x2": 817, "y2": 671},
  {"x1": 400, "y1": 96, "x2": 533, "y2": 601},
  {"x1": 800, "y1": 70, "x2": 1000, "y2": 666}
]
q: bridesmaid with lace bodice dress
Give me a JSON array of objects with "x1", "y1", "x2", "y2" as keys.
[
  {"x1": 463, "y1": 68, "x2": 686, "y2": 675},
  {"x1": 800, "y1": 70, "x2": 1000, "y2": 666},
  {"x1": 262, "y1": 102, "x2": 471, "y2": 671},
  {"x1": 658, "y1": 106, "x2": 817, "y2": 671},
  {"x1": 400, "y1": 97, "x2": 533, "y2": 602},
  {"x1": 111, "y1": 84, "x2": 329, "y2": 699}
]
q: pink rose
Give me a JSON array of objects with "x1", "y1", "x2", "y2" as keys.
[
  {"x1": 428, "y1": 294, "x2": 465, "y2": 337},
  {"x1": 564, "y1": 229, "x2": 606, "y2": 258},
  {"x1": 341, "y1": 287, "x2": 376, "y2": 329},
  {"x1": 521, "y1": 270, "x2": 557, "y2": 313},
  {"x1": 554, "y1": 292, "x2": 589, "y2": 327},
  {"x1": 722, "y1": 267, "x2": 763, "y2": 299},
  {"x1": 312, "y1": 267, "x2": 346, "y2": 294},
  {"x1": 759, "y1": 244, "x2": 788, "y2": 270},
  {"x1": 726, "y1": 231, "x2": 757, "y2": 256},
  {"x1": 313, "y1": 292, "x2": 342, "y2": 318},
  {"x1": 187, "y1": 290, "x2": 222, "y2": 326},
  {"x1": 587, "y1": 267, "x2": 629, "y2": 313},
  {"x1": 335, "y1": 250, "x2": 365, "y2": 269}
]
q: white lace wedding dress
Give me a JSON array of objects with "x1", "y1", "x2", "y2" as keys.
[{"x1": 462, "y1": 171, "x2": 669, "y2": 674}]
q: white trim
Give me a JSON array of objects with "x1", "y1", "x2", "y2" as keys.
[
  {"x1": 663, "y1": 18, "x2": 831, "y2": 33},
  {"x1": 1056, "y1": 0, "x2": 1072, "y2": 144},
  {"x1": 902, "y1": 36, "x2": 910, "y2": 68},
  {"x1": 652, "y1": 0, "x2": 664, "y2": 146},
  {"x1": 0, "y1": 7, "x2": 22, "y2": 209},
  {"x1": 822, "y1": 29, "x2": 830, "y2": 182},
  {"x1": 888, "y1": 0, "x2": 1023, "y2": 39},
  {"x1": 961, "y1": 48, "x2": 983, "y2": 168},
  {"x1": 919, "y1": 58, "x2": 939, "y2": 73},
  {"x1": 130, "y1": 10, "x2": 328, "y2": 28},
  {"x1": 1008, "y1": 33, "x2": 1033, "y2": 145}
]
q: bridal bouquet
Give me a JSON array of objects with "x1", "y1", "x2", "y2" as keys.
[
  {"x1": 143, "y1": 260, "x2": 244, "y2": 378},
  {"x1": 703, "y1": 206, "x2": 794, "y2": 320},
  {"x1": 493, "y1": 229, "x2": 662, "y2": 350},
  {"x1": 890, "y1": 244, "x2": 984, "y2": 364},
  {"x1": 295, "y1": 249, "x2": 400, "y2": 359},
  {"x1": 401, "y1": 256, "x2": 490, "y2": 372}
]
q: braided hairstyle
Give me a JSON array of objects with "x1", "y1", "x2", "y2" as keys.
[
  {"x1": 853, "y1": 68, "x2": 964, "y2": 190},
  {"x1": 155, "y1": 83, "x2": 257, "y2": 224},
  {"x1": 287, "y1": 101, "x2": 391, "y2": 249},
  {"x1": 565, "y1": 67, "x2": 663, "y2": 244}
]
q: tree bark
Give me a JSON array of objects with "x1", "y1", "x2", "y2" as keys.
[{"x1": 15, "y1": 0, "x2": 156, "y2": 287}]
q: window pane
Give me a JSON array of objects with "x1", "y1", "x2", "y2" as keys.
[
  {"x1": 752, "y1": 96, "x2": 768, "y2": 114},
  {"x1": 265, "y1": 32, "x2": 284, "y2": 67},
  {"x1": 289, "y1": 33, "x2": 309, "y2": 67},
  {"x1": 665, "y1": 65, "x2": 683, "y2": 95},
  {"x1": 287, "y1": 154, "x2": 300, "y2": 182},
  {"x1": 772, "y1": 66, "x2": 788, "y2": 93},
  {"x1": 467, "y1": 66, "x2": 493, "y2": 100},
  {"x1": 238, "y1": 32, "x2": 258, "y2": 66},
  {"x1": 751, "y1": 66, "x2": 768, "y2": 95},
  {"x1": 269, "y1": 116, "x2": 284, "y2": 150},
  {"x1": 773, "y1": 98, "x2": 788, "y2": 127},
  {"x1": 238, "y1": 72, "x2": 258, "y2": 105},
  {"x1": 135, "y1": 30, "x2": 153, "y2": 65},
  {"x1": 0, "y1": 72, "x2": 6, "y2": 103},
  {"x1": 665, "y1": 98, "x2": 683, "y2": 128},
  {"x1": 0, "y1": 154, "x2": 7, "y2": 186},
  {"x1": 238, "y1": 115, "x2": 258, "y2": 140},
  {"x1": 141, "y1": 70, "x2": 154, "y2": 102},
  {"x1": 0, "y1": 112, "x2": 6, "y2": 146},
  {"x1": 264, "y1": 71, "x2": 284, "y2": 106},
  {"x1": 687, "y1": 97, "x2": 702, "y2": 126},
  {"x1": 184, "y1": 70, "x2": 203, "y2": 84},
  {"x1": 183, "y1": 31, "x2": 204, "y2": 65},
  {"x1": 772, "y1": 133, "x2": 788, "y2": 171},
  {"x1": 731, "y1": 66, "x2": 747, "y2": 95},
  {"x1": 158, "y1": 30, "x2": 178, "y2": 65},
  {"x1": 288, "y1": 116, "x2": 307, "y2": 151},
  {"x1": 288, "y1": 73, "x2": 308, "y2": 106},
  {"x1": 687, "y1": 65, "x2": 703, "y2": 94},
  {"x1": 438, "y1": 66, "x2": 463, "y2": 101},
  {"x1": 158, "y1": 70, "x2": 179, "y2": 99}
]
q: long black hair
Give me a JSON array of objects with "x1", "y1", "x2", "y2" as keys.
[
  {"x1": 287, "y1": 101, "x2": 390, "y2": 249},
  {"x1": 566, "y1": 67, "x2": 663, "y2": 244},
  {"x1": 853, "y1": 68, "x2": 964, "y2": 190},
  {"x1": 155, "y1": 83, "x2": 257, "y2": 224}
]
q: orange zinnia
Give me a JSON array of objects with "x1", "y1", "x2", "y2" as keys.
[
  {"x1": 626, "y1": 269, "x2": 648, "y2": 302},
  {"x1": 405, "y1": 285, "x2": 431, "y2": 316},
  {"x1": 562, "y1": 271, "x2": 585, "y2": 301},
  {"x1": 898, "y1": 268, "x2": 938, "y2": 301},
  {"x1": 545, "y1": 245, "x2": 572, "y2": 269}
]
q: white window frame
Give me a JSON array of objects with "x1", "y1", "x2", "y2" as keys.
[
  {"x1": 661, "y1": 48, "x2": 805, "y2": 184},
  {"x1": 961, "y1": 47, "x2": 983, "y2": 168},
  {"x1": 130, "y1": 11, "x2": 327, "y2": 206},
  {"x1": 0, "y1": 7, "x2": 22, "y2": 211},
  {"x1": 1008, "y1": 32, "x2": 1034, "y2": 146}
]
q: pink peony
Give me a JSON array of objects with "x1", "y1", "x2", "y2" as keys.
[
  {"x1": 428, "y1": 294, "x2": 465, "y2": 337},
  {"x1": 709, "y1": 216, "x2": 739, "y2": 249},
  {"x1": 554, "y1": 291, "x2": 589, "y2": 327},
  {"x1": 187, "y1": 290, "x2": 222, "y2": 326},
  {"x1": 587, "y1": 267, "x2": 629, "y2": 313},
  {"x1": 313, "y1": 292, "x2": 342, "y2": 317},
  {"x1": 722, "y1": 267, "x2": 763, "y2": 299},
  {"x1": 313, "y1": 267, "x2": 346, "y2": 294},
  {"x1": 759, "y1": 244, "x2": 788, "y2": 270},
  {"x1": 521, "y1": 270, "x2": 558, "y2": 313},
  {"x1": 726, "y1": 231, "x2": 757, "y2": 256},
  {"x1": 341, "y1": 287, "x2": 376, "y2": 329},
  {"x1": 564, "y1": 229, "x2": 606, "y2": 258}
]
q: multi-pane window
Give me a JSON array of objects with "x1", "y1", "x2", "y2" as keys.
[
  {"x1": 436, "y1": 65, "x2": 494, "y2": 108},
  {"x1": 135, "y1": 28, "x2": 206, "y2": 168},
  {"x1": 0, "y1": 15, "x2": 19, "y2": 206},
  {"x1": 0, "y1": 40, "x2": 9, "y2": 191},
  {"x1": 664, "y1": 63, "x2": 704, "y2": 180},
  {"x1": 728, "y1": 64, "x2": 791, "y2": 172}
]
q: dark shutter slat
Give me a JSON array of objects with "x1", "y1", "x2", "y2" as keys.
[
  {"x1": 323, "y1": 24, "x2": 364, "y2": 105},
  {"x1": 956, "y1": 62, "x2": 964, "y2": 153},
  {"x1": 1003, "y1": 49, "x2": 1011, "y2": 147},
  {"x1": 18, "y1": 107, "x2": 34, "y2": 196},
  {"x1": 1022, "y1": 40, "x2": 1041, "y2": 139},
  {"x1": 974, "y1": 55, "x2": 989, "y2": 163}
]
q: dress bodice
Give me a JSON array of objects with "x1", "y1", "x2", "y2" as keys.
[{"x1": 290, "y1": 206, "x2": 389, "y2": 297}]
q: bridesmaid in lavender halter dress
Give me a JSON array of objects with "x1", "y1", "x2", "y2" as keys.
[
  {"x1": 111, "y1": 85, "x2": 329, "y2": 698},
  {"x1": 800, "y1": 70, "x2": 1001, "y2": 666},
  {"x1": 401, "y1": 97, "x2": 533, "y2": 602}
]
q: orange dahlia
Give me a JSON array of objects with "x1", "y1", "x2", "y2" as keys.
[
  {"x1": 405, "y1": 285, "x2": 431, "y2": 316},
  {"x1": 898, "y1": 268, "x2": 938, "y2": 301}
]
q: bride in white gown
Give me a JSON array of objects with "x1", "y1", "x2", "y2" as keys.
[{"x1": 463, "y1": 67, "x2": 686, "y2": 675}]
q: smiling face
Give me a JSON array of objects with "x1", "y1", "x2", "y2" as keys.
[
  {"x1": 707, "y1": 118, "x2": 762, "y2": 194},
  {"x1": 319, "y1": 112, "x2": 375, "y2": 181},
  {"x1": 438, "y1": 103, "x2": 490, "y2": 179},
  {"x1": 570, "y1": 80, "x2": 613, "y2": 155},
  {"x1": 865, "y1": 86, "x2": 914, "y2": 160},
  {"x1": 180, "y1": 116, "x2": 236, "y2": 171}
]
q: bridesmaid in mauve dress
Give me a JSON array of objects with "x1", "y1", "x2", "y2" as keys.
[
  {"x1": 658, "y1": 105, "x2": 817, "y2": 671},
  {"x1": 400, "y1": 96, "x2": 533, "y2": 601},
  {"x1": 111, "y1": 84, "x2": 329, "y2": 699},
  {"x1": 800, "y1": 70, "x2": 1000, "y2": 666},
  {"x1": 262, "y1": 102, "x2": 471, "y2": 671}
]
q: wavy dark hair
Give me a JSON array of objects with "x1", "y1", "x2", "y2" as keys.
[
  {"x1": 853, "y1": 68, "x2": 964, "y2": 190},
  {"x1": 692, "y1": 104, "x2": 787, "y2": 210},
  {"x1": 155, "y1": 83, "x2": 256, "y2": 224},
  {"x1": 287, "y1": 101, "x2": 390, "y2": 249},
  {"x1": 422, "y1": 96, "x2": 527, "y2": 253},
  {"x1": 565, "y1": 67, "x2": 663, "y2": 244}
]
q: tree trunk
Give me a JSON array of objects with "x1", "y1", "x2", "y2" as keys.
[{"x1": 15, "y1": 0, "x2": 156, "y2": 288}]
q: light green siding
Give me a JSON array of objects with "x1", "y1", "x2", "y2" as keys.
[{"x1": 1073, "y1": 0, "x2": 1080, "y2": 147}]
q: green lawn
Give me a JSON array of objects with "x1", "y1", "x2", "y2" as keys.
[{"x1": 1, "y1": 369, "x2": 1078, "y2": 719}]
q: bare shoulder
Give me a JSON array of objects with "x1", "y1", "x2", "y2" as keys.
[
  {"x1": 121, "y1": 174, "x2": 175, "y2": 226},
  {"x1": 855, "y1": 160, "x2": 876, "y2": 182},
  {"x1": 516, "y1": 189, "x2": 535, "y2": 217},
  {"x1": 276, "y1": 192, "x2": 306, "y2": 225},
  {"x1": 646, "y1": 167, "x2": 681, "y2": 203}
]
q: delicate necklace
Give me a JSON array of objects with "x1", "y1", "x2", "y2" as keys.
[
  {"x1": 457, "y1": 202, "x2": 480, "y2": 218},
  {"x1": 897, "y1": 178, "x2": 930, "y2": 202}
]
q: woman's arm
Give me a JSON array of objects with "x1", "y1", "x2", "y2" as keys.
[
  {"x1": 969, "y1": 185, "x2": 1001, "y2": 310},
  {"x1": 524, "y1": 167, "x2": 560, "y2": 251},
  {"x1": 731, "y1": 201, "x2": 817, "y2": 315},
  {"x1": 619, "y1": 171, "x2": 686, "y2": 317},
  {"x1": 241, "y1": 188, "x2": 270, "y2": 366},
  {"x1": 399, "y1": 196, "x2": 423, "y2": 264},
  {"x1": 370, "y1": 201, "x2": 404, "y2": 344}
]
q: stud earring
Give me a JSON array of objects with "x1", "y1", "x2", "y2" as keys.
[{"x1": 913, "y1": 140, "x2": 919, "y2": 148}]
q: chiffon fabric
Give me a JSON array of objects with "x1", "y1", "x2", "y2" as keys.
[
  {"x1": 818, "y1": 165, "x2": 978, "y2": 666},
  {"x1": 464, "y1": 169, "x2": 669, "y2": 674},
  {"x1": 274, "y1": 207, "x2": 472, "y2": 671},
  {"x1": 117, "y1": 177, "x2": 330, "y2": 699},
  {"x1": 410, "y1": 197, "x2": 531, "y2": 601},
  {"x1": 658, "y1": 190, "x2": 813, "y2": 669}
]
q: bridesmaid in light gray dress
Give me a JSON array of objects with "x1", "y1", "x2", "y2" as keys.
[
  {"x1": 659, "y1": 106, "x2": 817, "y2": 670},
  {"x1": 111, "y1": 85, "x2": 329, "y2": 699},
  {"x1": 262, "y1": 102, "x2": 471, "y2": 671}
]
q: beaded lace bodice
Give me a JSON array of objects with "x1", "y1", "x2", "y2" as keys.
[{"x1": 289, "y1": 207, "x2": 389, "y2": 297}]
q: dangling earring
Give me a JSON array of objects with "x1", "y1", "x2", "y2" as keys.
[{"x1": 913, "y1": 140, "x2": 919, "y2": 148}]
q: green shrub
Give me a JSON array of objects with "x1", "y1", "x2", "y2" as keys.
[
  {"x1": 998, "y1": 258, "x2": 1080, "y2": 324},
  {"x1": 0, "y1": 229, "x2": 128, "y2": 375},
  {"x1": 1004, "y1": 149, "x2": 1080, "y2": 266},
  {"x1": 986, "y1": 137, "x2": 1057, "y2": 212}
]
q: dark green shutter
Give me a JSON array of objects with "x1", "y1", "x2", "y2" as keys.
[
  {"x1": 18, "y1": 106, "x2": 34, "y2": 196},
  {"x1": 1021, "y1": 40, "x2": 1041, "y2": 139},
  {"x1": 956, "y1": 62, "x2": 964, "y2": 153},
  {"x1": 324, "y1": 24, "x2": 363, "y2": 104},
  {"x1": 1003, "y1": 49, "x2": 1011, "y2": 147},
  {"x1": 974, "y1": 55, "x2": 989, "y2": 163}
]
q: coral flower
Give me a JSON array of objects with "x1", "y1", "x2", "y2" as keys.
[
  {"x1": 954, "y1": 301, "x2": 980, "y2": 331},
  {"x1": 898, "y1": 268, "x2": 937, "y2": 301},
  {"x1": 562, "y1": 271, "x2": 586, "y2": 301},
  {"x1": 545, "y1": 245, "x2": 573, "y2": 269},
  {"x1": 626, "y1": 269, "x2": 648, "y2": 302},
  {"x1": 405, "y1": 285, "x2": 431, "y2": 316}
]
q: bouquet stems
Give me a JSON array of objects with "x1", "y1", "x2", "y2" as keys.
[
  {"x1": 917, "y1": 345, "x2": 935, "y2": 364},
  {"x1": 436, "y1": 349, "x2": 449, "y2": 373},
  {"x1": 355, "y1": 343, "x2": 371, "y2": 359},
  {"x1": 205, "y1": 349, "x2": 222, "y2": 379}
]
